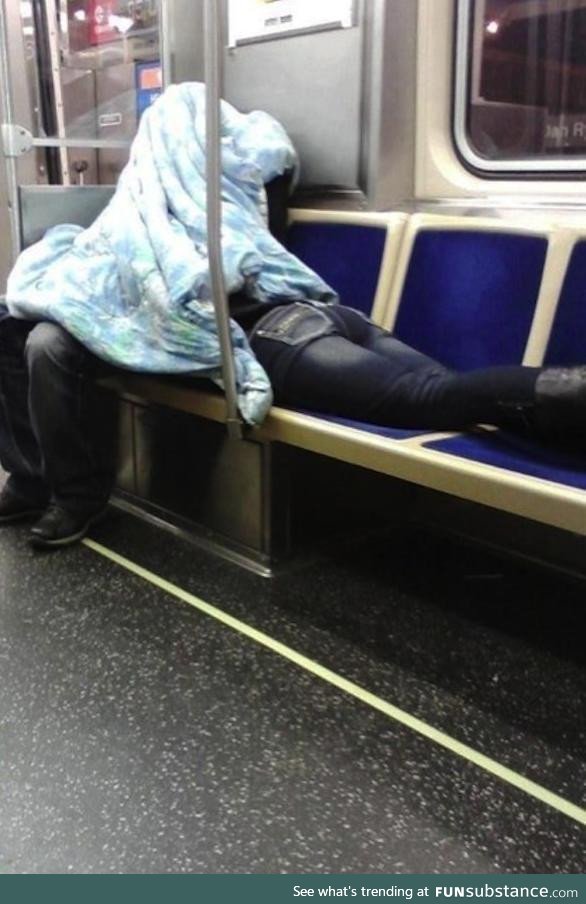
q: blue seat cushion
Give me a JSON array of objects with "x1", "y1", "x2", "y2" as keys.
[
  {"x1": 286, "y1": 222, "x2": 387, "y2": 315},
  {"x1": 545, "y1": 240, "x2": 586, "y2": 365},
  {"x1": 292, "y1": 409, "x2": 434, "y2": 440},
  {"x1": 424, "y1": 430, "x2": 586, "y2": 491},
  {"x1": 393, "y1": 230, "x2": 547, "y2": 370}
]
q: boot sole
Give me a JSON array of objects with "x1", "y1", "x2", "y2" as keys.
[{"x1": 29, "y1": 510, "x2": 107, "y2": 550}]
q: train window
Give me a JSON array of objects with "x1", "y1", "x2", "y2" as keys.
[{"x1": 455, "y1": 0, "x2": 586, "y2": 174}]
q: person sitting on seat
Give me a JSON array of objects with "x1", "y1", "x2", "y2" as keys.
[{"x1": 0, "y1": 316, "x2": 115, "y2": 547}]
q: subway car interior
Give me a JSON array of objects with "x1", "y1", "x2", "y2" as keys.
[{"x1": 0, "y1": 0, "x2": 585, "y2": 874}]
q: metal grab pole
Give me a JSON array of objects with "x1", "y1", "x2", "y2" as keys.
[
  {"x1": 0, "y1": 0, "x2": 21, "y2": 263},
  {"x1": 204, "y1": 0, "x2": 242, "y2": 439},
  {"x1": 159, "y1": 0, "x2": 172, "y2": 90}
]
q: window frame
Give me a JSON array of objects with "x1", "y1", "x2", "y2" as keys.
[{"x1": 453, "y1": 0, "x2": 586, "y2": 176}]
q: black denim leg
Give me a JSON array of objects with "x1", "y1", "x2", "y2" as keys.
[
  {"x1": 251, "y1": 304, "x2": 541, "y2": 430},
  {"x1": 0, "y1": 314, "x2": 49, "y2": 502},
  {"x1": 24, "y1": 321, "x2": 116, "y2": 513},
  {"x1": 324, "y1": 306, "x2": 541, "y2": 428}
]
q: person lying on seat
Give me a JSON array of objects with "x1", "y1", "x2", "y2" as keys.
[
  {"x1": 235, "y1": 174, "x2": 584, "y2": 451},
  {"x1": 1, "y1": 83, "x2": 585, "y2": 549}
]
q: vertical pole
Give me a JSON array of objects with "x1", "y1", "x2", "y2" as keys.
[
  {"x1": 0, "y1": 0, "x2": 21, "y2": 260},
  {"x1": 159, "y1": 0, "x2": 172, "y2": 88},
  {"x1": 204, "y1": 0, "x2": 242, "y2": 439}
]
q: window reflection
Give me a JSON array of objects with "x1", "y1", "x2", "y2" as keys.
[{"x1": 468, "y1": 0, "x2": 586, "y2": 162}]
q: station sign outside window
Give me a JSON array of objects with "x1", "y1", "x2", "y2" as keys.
[{"x1": 228, "y1": 0, "x2": 355, "y2": 47}]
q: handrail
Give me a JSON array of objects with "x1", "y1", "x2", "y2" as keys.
[{"x1": 204, "y1": 0, "x2": 243, "y2": 440}]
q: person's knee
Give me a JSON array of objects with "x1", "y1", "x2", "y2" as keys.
[{"x1": 24, "y1": 322, "x2": 85, "y2": 374}]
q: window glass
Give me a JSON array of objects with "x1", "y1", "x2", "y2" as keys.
[
  {"x1": 464, "y1": 0, "x2": 586, "y2": 166},
  {"x1": 15, "y1": 1, "x2": 162, "y2": 183}
]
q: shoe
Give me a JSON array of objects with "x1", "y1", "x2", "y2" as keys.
[
  {"x1": 0, "y1": 485, "x2": 45, "y2": 524},
  {"x1": 533, "y1": 366, "x2": 586, "y2": 449},
  {"x1": 29, "y1": 504, "x2": 106, "y2": 549}
]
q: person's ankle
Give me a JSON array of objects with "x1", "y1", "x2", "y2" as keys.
[{"x1": 533, "y1": 366, "x2": 586, "y2": 449}]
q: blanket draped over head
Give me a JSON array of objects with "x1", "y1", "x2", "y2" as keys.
[{"x1": 4, "y1": 82, "x2": 337, "y2": 425}]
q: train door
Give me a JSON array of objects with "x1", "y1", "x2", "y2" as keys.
[{"x1": 0, "y1": 0, "x2": 168, "y2": 284}]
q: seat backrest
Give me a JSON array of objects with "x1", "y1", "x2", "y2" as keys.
[
  {"x1": 287, "y1": 211, "x2": 407, "y2": 323},
  {"x1": 19, "y1": 185, "x2": 115, "y2": 250},
  {"x1": 543, "y1": 238, "x2": 586, "y2": 366},
  {"x1": 384, "y1": 215, "x2": 552, "y2": 371}
]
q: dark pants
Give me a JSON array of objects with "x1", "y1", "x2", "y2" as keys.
[
  {"x1": 0, "y1": 314, "x2": 116, "y2": 512},
  {"x1": 250, "y1": 304, "x2": 541, "y2": 431}
]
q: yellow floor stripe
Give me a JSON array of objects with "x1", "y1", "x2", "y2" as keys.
[{"x1": 83, "y1": 537, "x2": 586, "y2": 828}]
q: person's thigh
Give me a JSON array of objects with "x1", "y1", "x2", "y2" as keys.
[
  {"x1": 253, "y1": 327, "x2": 446, "y2": 425},
  {"x1": 325, "y1": 305, "x2": 445, "y2": 371},
  {"x1": 24, "y1": 320, "x2": 97, "y2": 377},
  {"x1": 252, "y1": 306, "x2": 541, "y2": 430}
]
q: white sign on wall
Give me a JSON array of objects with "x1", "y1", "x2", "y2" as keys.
[{"x1": 228, "y1": 0, "x2": 355, "y2": 47}]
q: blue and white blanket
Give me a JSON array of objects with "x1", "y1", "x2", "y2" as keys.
[{"x1": 4, "y1": 82, "x2": 337, "y2": 424}]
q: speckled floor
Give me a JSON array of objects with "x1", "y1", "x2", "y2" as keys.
[{"x1": 0, "y1": 483, "x2": 585, "y2": 873}]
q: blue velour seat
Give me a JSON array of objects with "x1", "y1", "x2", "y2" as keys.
[
  {"x1": 287, "y1": 222, "x2": 388, "y2": 315},
  {"x1": 424, "y1": 430, "x2": 586, "y2": 491},
  {"x1": 392, "y1": 230, "x2": 548, "y2": 370},
  {"x1": 294, "y1": 410, "x2": 435, "y2": 441}
]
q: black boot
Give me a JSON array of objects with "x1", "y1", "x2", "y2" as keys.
[
  {"x1": 533, "y1": 366, "x2": 586, "y2": 450},
  {"x1": 29, "y1": 503, "x2": 107, "y2": 550}
]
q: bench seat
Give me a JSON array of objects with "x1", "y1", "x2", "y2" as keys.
[
  {"x1": 104, "y1": 369, "x2": 586, "y2": 536},
  {"x1": 281, "y1": 412, "x2": 434, "y2": 441},
  {"x1": 96, "y1": 206, "x2": 586, "y2": 543},
  {"x1": 425, "y1": 430, "x2": 586, "y2": 492}
]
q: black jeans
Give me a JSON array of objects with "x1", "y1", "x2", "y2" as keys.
[
  {"x1": 0, "y1": 314, "x2": 116, "y2": 512},
  {"x1": 250, "y1": 303, "x2": 540, "y2": 430}
]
